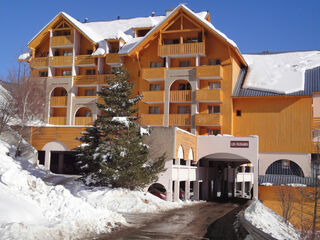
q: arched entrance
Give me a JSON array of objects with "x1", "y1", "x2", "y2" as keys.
[{"x1": 197, "y1": 135, "x2": 259, "y2": 200}]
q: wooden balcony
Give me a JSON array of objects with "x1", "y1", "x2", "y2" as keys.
[
  {"x1": 75, "y1": 55, "x2": 95, "y2": 65},
  {"x1": 30, "y1": 57, "x2": 48, "y2": 68},
  {"x1": 196, "y1": 65, "x2": 223, "y2": 79},
  {"x1": 97, "y1": 74, "x2": 114, "y2": 84},
  {"x1": 50, "y1": 96, "x2": 67, "y2": 106},
  {"x1": 195, "y1": 89, "x2": 221, "y2": 102},
  {"x1": 313, "y1": 117, "x2": 320, "y2": 129},
  {"x1": 195, "y1": 114, "x2": 221, "y2": 126},
  {"x1": 49, "y1": 56, "x2": 72, "y2": 66},
  {"x1": 170, "y1": 90, "x2": 192, "y2": 102},
  {"x1": 105, "y1": 53, "x2": 120, "y2": 64},
  {"x1": 74, "y1": 75, "x2": 97, "y2": 85},
  {"x1": 75, "y1": 117, "x2": 93, "y2": 125},
  {"x1": 142, "y1": 91, "x2": 164, "y2": 103},
  {"x1": 169, "y1": 114, "x2": 191, "y2": 126},
  {"x1": 140, "y1": 114, "x2": 164, "y2": 126},
  {"x1": 158, "y1": 42, "x2": 205, "y2": 57},
  {"x1": 51, "y1": 35, "x2": 73, "y2": 47},
  {"x1": 49, "y1": 117, "x2": 66, "y2": 125},
  {"x1": 141, "y1": 68, "x2": 165, "y2": 81}
]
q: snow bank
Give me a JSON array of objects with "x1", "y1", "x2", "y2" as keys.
[
  {"x1": 244, "y1": 200, "x2": 300, "y2": 240},
  {"x1": 243, "y1": 51, "x2": 320, "y2": 94},
  {"x1": 0, "y1": 139, "x2": 192, "y2": 239}
]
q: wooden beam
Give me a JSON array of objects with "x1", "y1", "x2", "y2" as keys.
[{"x1": 162, "y1": 28, "x2": 202, "y2": 34}]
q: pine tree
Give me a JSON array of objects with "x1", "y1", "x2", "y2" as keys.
[{"x1": 76, "y1": 66, "x2": 165, "y2": 189}]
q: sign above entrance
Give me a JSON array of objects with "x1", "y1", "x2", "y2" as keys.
[{"x1": 230, "y1": 141, "x2": 249, "y2": 148}]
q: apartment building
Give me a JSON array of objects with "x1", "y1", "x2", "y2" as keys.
[{"x1": 18, "y1": 4, "x2": 320, "y2": 201}]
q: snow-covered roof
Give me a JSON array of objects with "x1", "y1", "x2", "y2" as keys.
[
  {"x1": 243, "y1": 51, "x2": 320, "y2": 94},
  {"x1": 118, "y1": 4, "x2": 239, "y2": 55},
  {"x1": 27, "y1": 4, "x2": 243, "y2": 61}
]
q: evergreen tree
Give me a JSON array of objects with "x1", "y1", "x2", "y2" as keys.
[{"x1": 76, "y1": 66, "x2": 165, "y2": 189}]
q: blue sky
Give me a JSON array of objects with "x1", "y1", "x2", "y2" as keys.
[{"x1": 0, "y1": 0, "x2": 319, "y2": 78}]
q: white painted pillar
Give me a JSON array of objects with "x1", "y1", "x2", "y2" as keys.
[
  {"x1": 174, "y1": 180, "x2": 180, "y2": 201},
  {"x1": 44, "y1": 151, "x2": 51, "y2": 170},
  {"x1": 241, "y1": 165, "x2": 245, "y2": 197},
  {"x1": 195, "y1": 55, "x2": 200, "y2": 66},
  {"x1": 185, "y1": 180, "x2": 190, "y2": 200},
  {"x1": 165, "y1": 56, "x2": 170, "y2": 68},
  {"x1": 167, "y1": 179, "x2": 173, "y2": 202}
]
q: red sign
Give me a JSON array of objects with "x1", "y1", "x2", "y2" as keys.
[{"x1": 230, "y1": 141, "x2": 249, "y2": 148}]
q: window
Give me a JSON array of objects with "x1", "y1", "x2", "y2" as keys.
[
  {"x1": 63, "y1": 51, "x2": 72, "y2": 56},
  {"x1": 208, "y1": 129, "x2": 220, "y2": 135},
  {"x1": 62, "y1": 70, "x2": 72, "y2": 76},
  {"x1": 209, "y1": 82, "x2": 220, "y2": 89},
  {"x1": 61, "y1": 90, "x2": 67, "y2": 96},
  {"x1": 86, "y1": 69, "x2": 96, "y2": 75},
  {"x1": 282, "y1": 160, "x2": 290, "y2": 169},
  {"x1": 39, "y1": 71, "x2": 48, "y2": 77},
  {"x1": 178, "y1": 106, "x2": 190, "y2": 114},
  {"x1": 178, "y1": 83, "x2": 191, "y2": 90},
  {"x1": 179, "y1": 60, "x2": 191, "y2": 67},
  {"x1": 150, "y1": 62, "x2": 162, "y2": 68},
  {"x1": 209, "y1": 59, "x2": 221, "y2": 65},
  {"x1": 54, "y1": 51, "x2": 60, "y2": 56},
  {"x1": 148, "y1": 106, "x2": 160, "y2": 114},
  {"x1": 208, "y1": 105, "x2": 220, "y2": 114},
  {"x1": 149, "y1": 84, "x2": 161, "y2": 91},
  {"x1": 185, "y1": 38, "x2": 199, "y2": 43},
  {"x1": 84, "y1": 110, "x2": 92, "y2": 117},
  {"x1": 85, "y1": 89, "x2": 95, "y2": 96},
  {"x1": 87, "y1": 49, "x2": 93, "y2": 54},
  {"x1": 236, "y1": 110, "x2": 242, "y2": 116}
]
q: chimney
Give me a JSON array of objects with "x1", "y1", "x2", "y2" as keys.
[
  {"x1": 83, "y1": 17, "x2": 88, "y2": 23},
  {"x1": 151, "y1": 12, "x2": 155, "y2": 17},
  {"x1": 117, "y1": 16, "x2": 120, "y2": 20},
  {"x1": 165, "y1": 8, "x2": 174, "y2": 16}
]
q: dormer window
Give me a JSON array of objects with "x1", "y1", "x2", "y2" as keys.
[
  {"x1": 108, "y1": 41, "x2": 119, "y2": 53},
  {"x1": 135, "y1": 28, "x2": 151, "y2": 37}
]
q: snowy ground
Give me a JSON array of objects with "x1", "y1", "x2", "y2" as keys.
[
  {"x1": 244, "y1": 200, "x2": 300, "y2": 240},
  {"x1": 0, "y1": 140, "x2": 193, "y2": 240}
]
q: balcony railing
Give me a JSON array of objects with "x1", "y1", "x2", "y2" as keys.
[
  {"x1": 98, "y1": 74, "x2": 114, "y2": 84},
  {"x1": 195, "y1": 89, "x2": 221, "y2": 102},
  {"x1": 196, "y1": 65, "x2": 223, "y2": 79},
  {"x1": 313, "y1": 117, "x2": 320, "y2": 129},
  {"x1": 158, "y1": 42, "x2": 205, "y2": 56},
  {"x1": 142, "y1": 91, "x2": 164, "y2": 103},
  {"x1": 105, "y1": 53, "x2": 120, "y2": 64},
  {"x1": 49, "y1": 56, "x2": 72, "y2": 66},
  {"x1": 195, "y1": 114, "x2": 221, "y2": 126},
  {"x1": 169, "y1": 114, "x2": 191, "y2": 126},
  {"x1": 74, "y1": 75, "x2": 98, "y2": 85},
  {"x1": 50, "y1": 96, "x2": 67, "y2": 106},
  {"x1": 141, "y1": 68, "x2": 165, "y2": 81},
  {"x1": 170, "y1": 90, "x2": 192, "y2": 102},
  {"x1": 49, "y1": 117, "x2": 66, "y2": 125},
  {"x1": 75, "y1": 55, "x2": 95, "y2": 65},
  {"x1": 75, "y1": 117, "x2": 93, "y2": 125},
  {"x1": 140, "y1": 114, "x2": 164, "y2": 126},
  {"x1": 51, "y1": 35, "x2": 73, "y2": 47},
  {"x1": 30, "y1": 57, "x2": 48, "y2": 68}
]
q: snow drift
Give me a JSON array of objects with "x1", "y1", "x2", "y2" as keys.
[
  {"x1": 0, "y1": 140, "x2": 191, "y2": 239},
  {"x1": 244, "y1": 200, "x2": 300, "y2": 240}
]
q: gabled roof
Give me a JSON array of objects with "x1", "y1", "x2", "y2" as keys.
[
  {"x1": 118, "y1": 4, "x2": 247, "y2": 66},
  {"x1": 28, "y1": 12, "x2": 102, "y2": 48}
]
